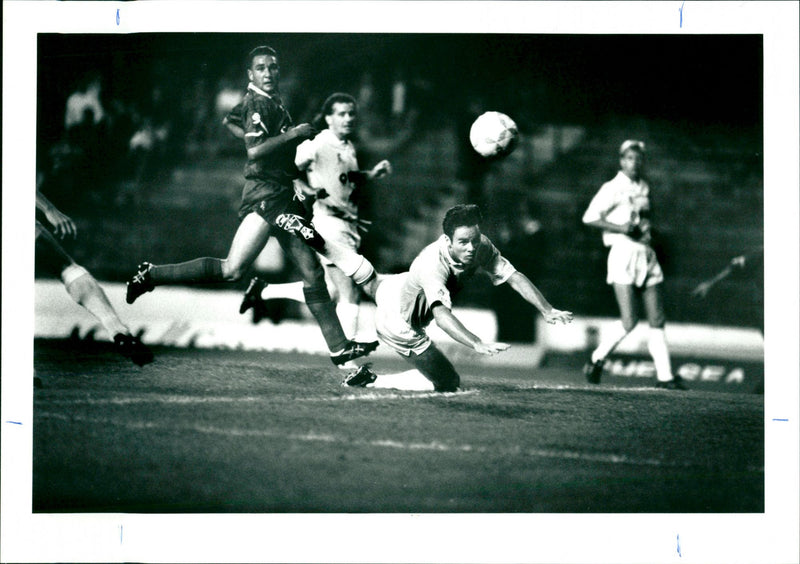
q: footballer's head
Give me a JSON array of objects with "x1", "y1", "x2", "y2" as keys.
[
  {"x1": 443, "y1": 205, "x2": 483, "y2": 266},
  {"x1": 619, "y1": 139, "x2": 645, "y2": 180},
  {"x1": 321, "y1": 93, "x2": 358, "y2": 140},
  {"x1": 247, "y1": 46, "x2": 280, "y2": 95}
]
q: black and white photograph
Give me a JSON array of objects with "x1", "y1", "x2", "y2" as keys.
[{"x1": 2, "y1": 2, "x2": 798, "y2": 563}]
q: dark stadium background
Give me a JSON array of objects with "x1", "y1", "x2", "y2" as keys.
[{"x1": 36, "y1": 33, "x2": 763, "y2": 337}]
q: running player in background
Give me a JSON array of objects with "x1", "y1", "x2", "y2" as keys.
[
  {"x1": 581, "y1": 140, "x2": 686, "y2": 390},
  {"x1": 36, "y1": 187, "x2": 153, "y2": 367},
  {"x1": 344, "y1": 204, "x2": 573, "y2": 392},
  {"x1": 124, "y1": 46, "x2": 379, "y2": 366},
  {"x1": 240, "y1": 92, "x2": 392, "y2": 340}
]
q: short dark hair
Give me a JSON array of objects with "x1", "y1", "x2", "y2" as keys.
[
  {"x1": 247, "y1": 46, "x2": 278, "y2": 68},
  {"x1": 442, "y1": 204, "x2": 482, "y2": 238},
  {"x1": 321, "y1": 92, "x2": 357, "y2": 116}
]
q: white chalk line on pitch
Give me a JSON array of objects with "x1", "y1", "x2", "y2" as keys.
[
  {"x1": 34, "y1": 410, "x2": 764, "y2": 472},
  {"x1": 33, "y1": 389, "x2": 477, "y2": 406}
]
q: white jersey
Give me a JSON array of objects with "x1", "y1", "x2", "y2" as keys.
[
  {"x1": 583, "y1": 170, "x2": 651, "y2": 247},
  {"x1": 295, "y1": 129, "x2": 360, "y2": 219},
  {"x1": 397, "y1": 234, "x2": 516, "y2": 330}
]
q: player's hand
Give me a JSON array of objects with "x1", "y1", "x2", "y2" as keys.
[
  {"x1": 289, "y1": 123, "x2": 317, "y2": 140},
  {"x1": 45, "y1": 208, "x2": 77, "y2": 239},
  {"x1": 473, "y1": 341, "x2": 511, "y2": 356},
  {"x1": 369, "y1": 160, "x2": 392, "y2": 180},
  {"x1": 543, "y1": 309, "x2": 573, "y2": 325}
]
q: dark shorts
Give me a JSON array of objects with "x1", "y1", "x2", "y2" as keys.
[{"x1": 238, "y1": 178, "x2": 311, "y2": 224}]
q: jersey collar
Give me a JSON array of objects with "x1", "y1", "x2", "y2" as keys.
[{"x1": 247, "y1": 82, "x2": 282, "y2": 105}]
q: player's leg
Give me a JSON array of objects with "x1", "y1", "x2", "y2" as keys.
[
  {"x1": 275, "y1": 230, "x2": 377, "y2": 366},
  {"x1": 642, "y1": 283, "x2": 685, "y2": 389},
  {"x1": 273, "y1": 201, "x2": 377, "y2": 293},
  {"x1": 325, "y1": 264, "x2": 361, "y2": 340},
  {"x1": 404, "y1": 345, "x2": 461, "y2": 392},
  {"x1": 346, "y1": 345, "x2": 460, "y2": 393},
  {"x1": 126, "y1": 212, "x2": 270, "y2": 303},
  {"x1": 584, "y1": 283, "x2": 638, "y2": 383},
  {"x1": 36, "y1": 226, "x2": 153, "y2": 365}
]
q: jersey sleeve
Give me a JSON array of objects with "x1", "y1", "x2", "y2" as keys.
[
  {"x1": 225, "y1": 102, "x2": 244, "y2": 130},
  {"x1": 582, "y1": 182, "x2": 617, "y2": 224},
  {"x1": 242, "y1": 97, "x2": 270, "y2": 150},
  {"x1": 479, "y1": 237, "x2": 517, "y2": 286},
  {"x1": 294, "y1": 137, "x2": 317, "y2": 170}
]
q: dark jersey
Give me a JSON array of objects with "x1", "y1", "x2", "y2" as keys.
[{"x1": 240, "y1": 83, "x2": 298, "y2": 184}]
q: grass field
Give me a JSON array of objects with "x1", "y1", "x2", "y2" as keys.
[{"x1": 32, "y1": 338, "x2": 764, "y2": 514}]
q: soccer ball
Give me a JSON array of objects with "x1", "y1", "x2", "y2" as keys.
[{"x1": 469, "y1": 111, "x2": 519, "y2": 158}]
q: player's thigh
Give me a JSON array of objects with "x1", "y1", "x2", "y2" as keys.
[
  {"x1": 35, "y1": 223, "x2": 74, "y2": 278},
  {"x1": 274, "y1": 229, "x2": 326, "y2": 287},
  {"x1": 641, "y1": 283, "x2": 666, "y2": 328},
  {"x1": 612, "y1": 283, "x2": 639, "y2": 330},
  {"x1": 225, "y1": 212, "x2": 272, "y2": 275}
]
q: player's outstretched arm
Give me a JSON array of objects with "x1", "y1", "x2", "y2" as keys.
[
  {"x1": 36, "y1": 191, "x2": 77, "y2": 239},
  {"x1": 432, "y1": 303, "x2": 510, "y2": 355},
  {"x1": 506, "y1": 271, "x2": 573, "y2": 325},
  {"x1": 691, "y1": 254, "x2": 747, "y2": 298}
]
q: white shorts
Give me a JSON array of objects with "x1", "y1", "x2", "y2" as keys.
[
  {"x1": 374, "y1": 274, "x2": 432, "y2": 356},
  {"x1": 312, "y1": 212, "x2": 361, "y2": 266},
  {"x1": 606, "y1": 240, "x2": 664, "y2": 287}
]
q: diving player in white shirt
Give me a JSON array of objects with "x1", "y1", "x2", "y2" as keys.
[{"x1": 344, "y1": 204, "x2": 573, "y2": 392}]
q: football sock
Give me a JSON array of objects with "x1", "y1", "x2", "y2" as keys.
[
  {"x1": 303, "y1": 286, "x2": 348, "y2": 353},
  {"x1": 63, "y1": 265, "x2": 129, "y2": 339},
  {"x1": 149, "y1": 257, "x2": 223, "y2": 285},
  {"x1": 647, "y1": 327, "x2": 674, "y2": 382},
  {"x1": 369, "y1": 369, "x2": 435, "y2": 392},
  {"x1": 261, "y1": 281, "x2": 305, "y2": 302},
  {"x1": 591, "y1": 322, "x2": 631, "y2": 364},
  {"x1": 336, "y1": 302, "x2": 360, "y2": 340}
]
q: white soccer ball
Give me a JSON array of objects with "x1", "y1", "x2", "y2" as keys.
[{"x1": 469, "y1": 111, "x2": 519, "y2": 158}]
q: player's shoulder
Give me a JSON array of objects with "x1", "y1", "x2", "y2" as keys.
[{"x1": 412, "y1": 238, "x2": 449, "y2": 271}]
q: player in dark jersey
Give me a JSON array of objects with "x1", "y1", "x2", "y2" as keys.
[
  {"x1": 124, "y1": 46, "x2": 378, "y2": 366},
  {"x1": 36, "y1": 188, "x2": 153, "y2": 367}
]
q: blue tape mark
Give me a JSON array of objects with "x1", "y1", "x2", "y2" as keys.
[
  {"x1": 773, "y1": 418, "x2": 789, "y2": 422},
  {"x1": 679, "y1": 1, "x2": 685, "y2": 28},
  {"x1": 119, "y1": 524, "x2": 123, "y2": 544},
  {"x1": 116, "y1": 9, "x2": 120, "y2": 26},
  {"x1": 5, "y1": 421, "x2": 22, "y2": 425},
  {"x1": 677, "y1": 533, "x2": 682, "y2": 557}
]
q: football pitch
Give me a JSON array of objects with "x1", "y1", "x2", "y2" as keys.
[{"x1": 32, "y1": 339, "x2": 763, "y2": 514}]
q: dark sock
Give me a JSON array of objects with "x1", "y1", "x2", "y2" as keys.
[
  {"x1": 303, "y1": 286, "x2": 348, "y2": 352},
  {"x1": 150, "y1": 257, "x2": 224, "y2": 285}
]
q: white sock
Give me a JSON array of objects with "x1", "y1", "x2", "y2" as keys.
[
  {"x1": 647, "y1": 327, "x2": 673, "y2": 382},
  {"x1": 368, "y1": 369, "x2": 435, "y2": 391},
  {"x1": 336, "y1": 302, "x2": 360, "y2": 340},
  {"x1": 591, "y1": 322, "x2": 631, "y2": 364},
  {"x1": 260, "y1": 281, "x2": 305, "y2": 302}
]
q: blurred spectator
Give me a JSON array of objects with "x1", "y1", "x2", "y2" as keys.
[{"x1": 64, "y1": 75, "x2": 104, "y2": 133}]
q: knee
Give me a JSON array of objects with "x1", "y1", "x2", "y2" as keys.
[{"x1": 221, "y1": 262, "x2": 245, "y2": 282}]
